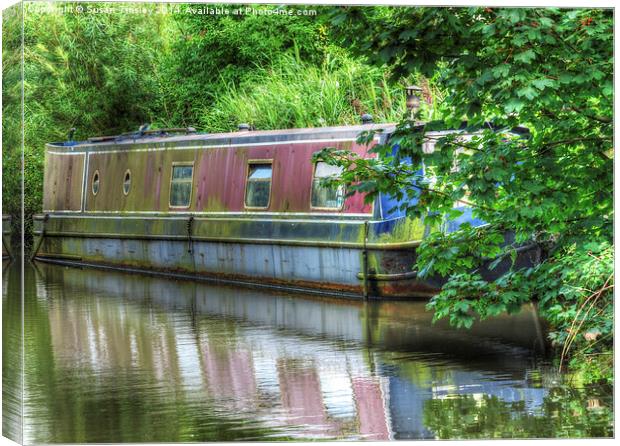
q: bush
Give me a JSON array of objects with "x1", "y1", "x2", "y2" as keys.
[{"x1": 162, "y1": 4, "x2": 331, "y2": 126}]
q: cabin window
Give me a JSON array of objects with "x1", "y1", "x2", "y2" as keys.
[
  {"x1": 123, "y1": 170, "x2": 131, "y2": 195},
  {"x1": 92, "y1": 171, "x2": 100, "y2": 196},
  {"x1": 311, "y1": 162, "x2": 345, "y2": 209},
  {"x1": 169, "y1": 164, "x2": 194, "y2": 208},
  {"x1": 245, "y1": 162, "x2": 272, "y2": 209}
]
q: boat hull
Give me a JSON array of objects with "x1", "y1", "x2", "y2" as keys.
[
  {"x1": 32, "y1": 214, "x2": 540, "y2": 299},
  {"x1": 32, "y1": 213, "x2": 444, "y2": 299}
]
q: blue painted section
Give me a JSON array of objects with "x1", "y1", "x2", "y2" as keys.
[
  {"x1": 377, "y1": 142, "x2": 487, "y2": 234},
  {"x1": 445, "y1": 206, "x2": 486, "y2": 233},
  {"x1": 375, "y1": 144, "x2": 423, "y2": 238},
  {"x1": 50, "y1": 141, "x2": 79, "y2": 147},
  {"x1": 379, "y1": 144, "x2": 419, "y2": 221}
]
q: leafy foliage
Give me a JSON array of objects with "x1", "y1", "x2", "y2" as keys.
[
  {"x1": 161, "y1": 3, "x2": 331, "y2": 126},
  {"x1": 321, "y1": 7, "x2": 613, "y2": 382},
  {"x1": 2, "y1": 4, "x2": 23, "y2": 241}
]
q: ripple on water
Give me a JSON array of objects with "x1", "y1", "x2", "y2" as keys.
[{"x1": 0, "y1": 260, "x2": 611, "y2": 442}]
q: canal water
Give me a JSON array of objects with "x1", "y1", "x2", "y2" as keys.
[{"x1": 2, "y1": 259, "x2": 613, "y2": 442}]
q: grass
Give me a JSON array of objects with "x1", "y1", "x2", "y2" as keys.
[{"x1": 200, "y1": 49, "x2": 409, "y2": 132}]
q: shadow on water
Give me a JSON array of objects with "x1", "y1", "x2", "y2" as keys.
[{"x1": 4, "y1": 260, "x2": 613, "y2": 442}]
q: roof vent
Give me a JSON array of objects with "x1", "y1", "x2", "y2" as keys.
[
  {"x1": 238, "y1": 123, "x2": 251, "y2": 132},
  {"x1": 361, "y1": 113, "x2": 373, "y2": 124},
  {"x1": 138, "y1": 123, "x2": 151, "y2": 135}
]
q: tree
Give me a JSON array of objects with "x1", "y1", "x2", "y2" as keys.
[
  {"x1": 320, "y1": 7, "x2": 613, "y2": 382},
  {"x1": 4, "y1": 3, "x2": 171, "y2": 244}
]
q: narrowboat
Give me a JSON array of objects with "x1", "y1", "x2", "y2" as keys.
[
  {"x1": 31, "y1": 119, "x2": 537, "y2": 299},
  {"x1": 2, "y1": 215, "x2": 11, "y2": 260}
]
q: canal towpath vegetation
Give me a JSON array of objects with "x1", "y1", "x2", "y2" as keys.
[{"x1": 1, "y1": 4, "x2": 613, "y2": 385}]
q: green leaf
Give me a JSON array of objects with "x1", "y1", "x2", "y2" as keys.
[
  {"x1": 492, "y1": 64, "x2": 510, "y2": 78},
  {"x1": 487, "y1": 303, "x2": 506, "y2": 316},
  {"x1": 504, "y1": 97, "x2": 525, "y2": 113},
  {"x1": 514, "y1": 49, "x2": 536, "y2": 64},
  {"x1": 516, "y1": 86, "x2": 537, "y2": 100},
  {"x1": 532, "y1": 78, "x2": 556, "y2": 90}
]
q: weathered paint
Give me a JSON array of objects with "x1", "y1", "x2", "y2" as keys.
[
  {"x1": 42, "y1": 151, "x2": 84, "y2": 211},
  {"x1": 34, "y1": 238, "x2": 434, "y2": 298},
  {"x1": 32, "y1": 212, "x2": 539, "y2": 299},
  {"x1": 35, "y1": 124, "x2": 536, "y2": 299},
  {"x1": 33, "y1": 212, "x2": 448, "y2": 298},
  {"x1": 44, "y1": 128, "x2": 377, "y2": 215},
  {"x1": 369, "y1": 216, "x2": 431, "y2": 244}
]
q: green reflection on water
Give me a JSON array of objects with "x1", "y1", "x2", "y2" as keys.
[
  {"x1": 19, "y1": 262, "x2": 293, "y2": 443},
  {"x1": 2, "y1": 259, "x2": 23, "y2": 443},
  {"x1": 423, "y1": 386, "x2": 613, "y2": 439},
  {"x1": 2, "y1": 260, "x2": 613, "y2": 442}
]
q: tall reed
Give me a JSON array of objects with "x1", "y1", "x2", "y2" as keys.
[{"x1": 200, "y1": 51, "x2": 409, "y2": 132}]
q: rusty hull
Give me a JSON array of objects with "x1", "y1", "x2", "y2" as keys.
[{"x1": 32, "y1": 213, "x2": 442, "y2": 299}]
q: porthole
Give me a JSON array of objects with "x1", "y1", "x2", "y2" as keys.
[
  {"x1": 123, "y1": 169, "x2": 131, "y2": 195},
  {"x1": 92, "y1": 171, "x2": 100, "y2": 196}
]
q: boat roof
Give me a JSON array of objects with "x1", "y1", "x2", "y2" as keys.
[
  {"x1": 47, "y1": 123, "x2": 398, "y2": 150},
  {"x1": 47, "y1": 121, "x2": 530, "y2": 151}
]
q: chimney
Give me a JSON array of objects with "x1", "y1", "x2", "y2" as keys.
[{"x1": 406, "y1": 85, "x2": 423, "y2": 118}]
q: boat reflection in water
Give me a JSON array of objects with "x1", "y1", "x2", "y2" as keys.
[{"x1": 21, "y1": 262, "x2": 609, "y2": 442}]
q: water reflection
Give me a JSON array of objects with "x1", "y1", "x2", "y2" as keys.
[
  {"x1": 5, "y1": 261, "x2": 613, "y2": 442},
  {"x1": 2, "y1": 258, "x2": 23, "y2": 443}
]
